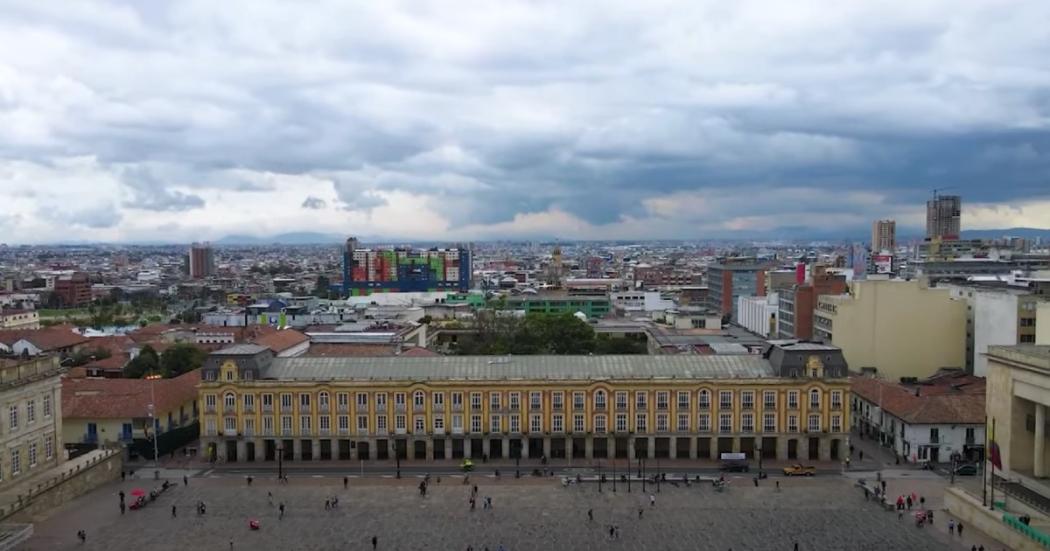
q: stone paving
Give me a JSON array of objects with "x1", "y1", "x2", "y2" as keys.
[{"x1": 21, "y1": 474, "x2": 968, "y2": 551}]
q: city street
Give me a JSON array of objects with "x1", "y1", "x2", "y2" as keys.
[{"x1": 21, "y1": 470, "x2": 974, "y2": 551}]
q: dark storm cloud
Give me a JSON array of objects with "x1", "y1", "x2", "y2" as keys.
[{"x1": 1, "y1": 0, "x2": 1049, "y2": 241}]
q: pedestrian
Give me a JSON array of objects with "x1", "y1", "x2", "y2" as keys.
[
  {"x1": 608, "y1": 526, "x2": 615, "y2": 540},
  {"x1": 119, "y1": 490, "x2": 125, "y2": 502},
  {"x1": 881, "y1": 480, "x2": 886, "y2": 493},
  {"x1": 898, "y1": 510, "x2": 903, "y2": 521},
  {"x1": 325, "y1": 499, "x2": 330, "y2": 511},
  {"x1": 638, "y1": 508, "x2": 644, "y2": 519},
  {"x1": 859, "y1": 450, "x2": 864, "y2": 461},
  {"x1": 588, "y1": 508, "x2": 593, "y2": 522},
  {"x1": 77, "y1": 529, "x2": 86, "y2": 543},
  {"x1": 849, "y1": 444, "x2": 854, "y2": 456},
  {"x1": 958, "y1": 522, "x2": 964, "y2": 537},
  {"x1": 172, "y1": 505, "x2": 177, "y2": 517},
  {"x1": 614, "y1": 526, "x2": 620, "y2": 539},
  {"x1": 775, "y1": 480, "x2": 780, "y2": 491},
  {"x1": 794, "y1": 543, "x2": 798, "y2": 551},
  {"x1": 920, "y1": 496, "x2": 925, "y2": 508},
  {"x1": 649, "y1": 494, "x2": 655, "y2": 507},
  {"x1": 486, "y1": 496, "x2": 492, "y2": 509},
  {"x1": 978, "y1": 545, "x2": 984, "y2": 551},
  {"x1": 247, "y1": 476, "x2": 253, "y2": 486},
  {"x1": 752, "y1": 477, "x2": 758, "y2": 487},
  {"x1": 473, "y1": 484, "x2": 478, "y2": 497},
  {"x1": 183, "y1": 475, "x2": 188, "y2": 486},
  {"x1": 971, "y1": 546, "x2": 977, "y2": 551},
  {"x1": 372, "y1": 535, "x2": 378, "y2": 550},
  {"x1": 229, "y1": 542, "x2": 233, "y2": 551},
  {"x1": 948, "y1": 519, "x2": 955, "y2": 535},
  {"x1": 845, "y1": 456, "x2": 851, "y2": 470},
  {"x1": 279, "y1": 503, "x2": 285, "y2": 520},
  {"x1": 120, "y1": 502, "x2": 125, "y2": 515},
  {"x1": 906, "y1": 495, "x2": 912, "y2": 510},
  {"x1": 343, "y1": 476, "x2": 348, "y2": 489},
  {"x1": 268, "y1": 491, "x2": 273, "y2": 506},
  {"x1": 121, "y1": 471, "x2": 126, "y2": 481}
]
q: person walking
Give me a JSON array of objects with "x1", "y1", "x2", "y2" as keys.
[
  {"x1": 183, "y1": 475, "x2": 188, "y2": 486},
  {"x1": 325, "y1": 499, "x2": 331, "y2": 511},
  {"x1": 649, "y1": 494, "x2": 655, "y2": 507},
  {"x1": 906, "y1": 495, "x2": 912, "y2": 510},
  {"x1": 588, "y1": 509, "x2": 593, "y2": 522},
  {"x1": 752, "y1": 477, "x2": 759, "y2": 487},
  {"x1": 268, "y1": 491, "x2": 273, "y2": 506},
  {"x1": 638, "y1": 508, "x2": 644, "y2": 519},
  {"x1": 859, "y1": 450, "x2": 864, "y2": 461},
  {"x1": 77, "y1": 529, "x2": 86, "y2": 543},
  {"x1": 247, "y1": 476, "x2": 253, "y2": 486},
  {"x1": 948, "y1": 519, "x2": 955, "y2": 535},
  {"x1": 775, "y1": 480, "x2": 780, "y2": 491},
  {"x1": 344, "y1": 476, "x2": 349, "y2": 490},
  {"x1": 372, "y1": 535, "x2": 378, "y2": 550},
  {"x1": 957, "y1": 522, "x2": 964, "y2": 537},
  {"x1": 608, "y1": 526, "x2": 615, "y2": 540},
  {"x1": 119, "y1": 502, "x2": 125, "y2": 515},
  {"x1": 279, "y1": 503, "x2": 285, "y2": 520},
  {"x1": 172, "y1": 505, "x2": 177, "y2": 518}
]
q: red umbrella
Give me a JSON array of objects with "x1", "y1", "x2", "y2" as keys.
[{"x1": 130, "y1": 488, "x2": 146, "y2": 496}]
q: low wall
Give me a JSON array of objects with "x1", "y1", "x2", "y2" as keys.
[
  {"x1": 944, "y1": 486, "x2": 1045, "y2": 551},
  {"x1": 0, "y1": 451, "x2": 122, "y2": 523}
]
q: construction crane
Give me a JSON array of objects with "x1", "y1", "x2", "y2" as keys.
[{"x1": 931, "y1": 186, "x2": 955, "y2": 200}]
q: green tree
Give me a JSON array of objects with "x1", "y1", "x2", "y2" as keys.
[
  {"x1": 125, "y1": 345, "x2": 159, "y2": 378},
  {"x1": 313, "y1": 275, "x2": 331, "y2": 298},
  {"x1": 159, "y1": 343, "x2": 207, "y2": 378},
  {"x1": 69, "y1": 347, "x2": 113, "y2": 367}
]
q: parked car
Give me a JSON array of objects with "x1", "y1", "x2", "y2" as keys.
[
  {"x1": 953, "y1": 463, "x2": 978, "y2": 476},
  {"x1": 782, "y1": 464, "x2": 817, "y2": 476}
]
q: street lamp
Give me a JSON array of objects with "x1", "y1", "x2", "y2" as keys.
[
  {"x1": 392, "y1": 440, "x2": 402, "y2": 479},
  {"x1": 757, "y1": 445, "x2": 764, "y2": 476},
  {"x1": 656, "y1": 455, "x2": 661, "y2": 493},
  {"x1": 145, "y1": 373, "x2": 162, "y2": 468},
  {"x1": 597, "y1": 456, "x2": 602, "y2": 493},
  {"x1": 612, "y1": 457, "x2": 617, "y2": 492}
]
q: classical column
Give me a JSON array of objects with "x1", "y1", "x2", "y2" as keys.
[
  {"x1": 369, "y1": 438, "x2": 378, "y2": 460},
  {"x1": 292, "y1": 439, "x2": 302, "y2": 461},
  {"x1": 235, "y1": 440, "x2": 246, "y2": 463},
  {"x1": 426, "y1": 439, "x2": 435, "y2": 461},
  {"x1": 776, "y1": 437, "x2": 789, "y2": 461},
  {"x1": 464, "y1": 439, "x2": 472, "y2": 459},
  {"x1": 689, "y1": 437, "x2": 698, "y2": 460},
  {"x1": 627, "y1": 436, "x2": 636, "y2": 460},
  {"x1": 521, "y1": 438, "x2": 529, "y2": 459},
  {"x1": 1036, "y1": 404, "x2": 1046, "y2": 478},
  {"x1": 255, "y1": 438, "x2": 265, "y2": 462},
  {"x1": 565, "y1": 437, "x2": 574, "y2": 460},
  {"x1": 444, "y1": 438, "x2": 453, "y2": 460},
  {"x1": 584, "y1": 437, "x2": 594, "y2": 459},
  {"x1": 482, "y1": 438, "x2": 491, "y2": 459},
  {"x1": 312, "y1": 439, "x2": 321, "y2": 461},
  {"x1": 543, "y1": 437, "x2": 552, "y2": 459},
  {"x1": 647, "y1": 436, "x2": 656, "y2": 459},
  {"x1": 502, "y1": 437, "x2": 510, "y2": 459}
]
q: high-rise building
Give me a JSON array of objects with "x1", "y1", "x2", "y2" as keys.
[
  {"x1": 339, "y1": 236, "x2": 471, "y2": 297},
  {"x1": 926, "y1": 195, "x2": 961, "y2": 240},
  {"x1": 870, "y1": 220, "x2": 896, "y2": 253},
  {"x1": 706, "y1": 260, "x2": 773, "y2": 320},
  {"x1": 777, "y1": 265, "x2": 848, "y2": 340},
  {"x1": 189, "y1": 243, "x2": 216, "y2": 279},
  {"x1": 53, "y1": 272, "x2": 92, "y2": 308}
]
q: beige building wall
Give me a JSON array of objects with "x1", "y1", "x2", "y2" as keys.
[
  {"x1": 63, "y1": 398, "x2": 198, "y2": 447},
  {"x1": 0, "y1": 357, "x2": 63, "y2": 486},
  {"x1": 816, "y1": 279, "x2": 966, "y2": 379},
  {"x1": 985, "y1": 346, "x2": 1050, "y2": 482},
  {"x1": 1037, "y1": 302, "x2": 1050, "y2": 345}
]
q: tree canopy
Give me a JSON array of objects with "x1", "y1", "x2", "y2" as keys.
[{"x1": 453, "y1": 312, "x2": 646, "y2": 355}]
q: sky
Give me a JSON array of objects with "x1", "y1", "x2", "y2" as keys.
[{"x1": 1, "y1": 0, "x2": 1049, "y2": 244}]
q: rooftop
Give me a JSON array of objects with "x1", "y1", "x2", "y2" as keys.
[
  {"x1": 986, "y1": 345, "x2": 1050, "y2": 373},
  {"x1": 260, "y1": 355, "x2": 776, "y2": 382},
  {"x1": 851, "y1": 372, "x2": 985, "y2": 425},
  {"x1": 62, "y1": 370, "x2": 200, "y2": 419},
  {"x1": 213, "y1": 344, "x2": 269, "y2": 356}
]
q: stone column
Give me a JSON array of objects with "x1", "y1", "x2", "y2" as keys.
[
  {"x1": 235, "y1": 440, "x2": 246, "y2": 463},
  {"x1": 565, "y1": 437, "x2": 574, "y2": 460},
  {"x1": 482, "y1": 438, "x2": 491, "y2": 459},
  {"x1": 709, "y1": 438, "x2": 718, "y2": 460},
  {"x1": 585, "y1": 437, "x2": 594, "y2": 459},
  {"x1": 255, "y1": 438, "x2": 265, "y2": 462},
  {"x1": 689, "y1": 437, "x2": 698, "y2": 459},
  {"x1": 444, "y1": 438, "x2": 453, "y2": 460},
  {"x1": 292, "y1": 439, "x2": 302, "y2": 461},
  {"x1": 426, "y1": 438, "x2": 435, "y2": 461},
  {"x1": 732, "y1": 437, "x2": 741, "y2": 454},
  {"x1": 1036, "y1": 404, "x2": 1046, "y2": 478},
  {"x1": 312, "y1": 439, "x2": 321, "y2": 461},
  {"x1": 627, "y1": 436, "x2": 636, "y2": 460},
  {"x1": 464, "y1": 439, "x2": 472, "y2": 459},
  {"x1": 543, "y1": 437, "x2": 552, "y2": 459},
  {"x1": 369, "y1": 438, "x2": 378, "y2": 460},
  {"x1": 502, "y1": 437, "x2": 510, "y2": 459},
  {"x1": 819, "y1": 437, "x2": 831, "y2": 462},
  {"x1": 647, "y1": 436, "x2": 656, "y2": 459},
  {"x1": 776, "y1": 437, "x2": 789, "y2": 461}
]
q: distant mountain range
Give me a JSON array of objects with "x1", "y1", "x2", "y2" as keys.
[
  {"x1": 214, "y1": 232, "x2": 346, "y2": 245},
  {"x1": 959, "y1": 227, "x2": 1050, "y2": 240}
]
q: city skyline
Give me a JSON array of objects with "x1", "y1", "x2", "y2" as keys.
[{"x1": 1, "y1": 1, "x2": 1049, "y2": 244}]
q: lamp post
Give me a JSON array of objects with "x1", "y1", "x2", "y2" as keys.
[
  {"x1": 597, "y1": 456, "x2": 602, "y2": 493},
  {"x1": 392, "y1": 440, "x2": 402, "y2": 479},
  {"x1": 145, "y1": 373, "x2": 162, "y2": 468},
  {"x1": 612, "y1": 457, "x2": 617, "y2": 492},
  {"x1": 656, "y1": 455, "x2": 661, "y2": 493},
  {"x1": 758, "y1": 445, "x2": 764, "y2": 477}
]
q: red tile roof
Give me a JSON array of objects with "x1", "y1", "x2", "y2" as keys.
[
  {"x1": 851, "y1": 374, "x2": 985, "y2": 425},
  {"x1": 401, "y1": 347, "x2": 440, "y2": 357},
  {"x1": 0, "y1": 327, "x2": 89, "y2": 351},
  {"x1": 62, "y1": 370, "x2": 200, "y2": 419},
  {"x1": 253, "y1": 329, "x2": 309, "y2": 353}
]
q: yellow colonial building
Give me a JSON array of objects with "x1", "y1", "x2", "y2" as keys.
[{"x1": 199, "y1": 342, "x2": 850, "y2": 464}]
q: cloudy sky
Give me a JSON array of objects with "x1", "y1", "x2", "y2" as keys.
[{"x1": 1, "y1": 0, "x2": 1049, "y2": 244}]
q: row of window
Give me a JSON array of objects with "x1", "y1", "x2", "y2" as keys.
[
  {"x1": 205, "y1": 412, "x2": 843, "y2": 437},
  {"x1": 204, "y1": 389, "x2": 843, "y2": 413},
  {"x1": 6, "y1": 395, "x2": 54, "y2": 433},
  {"x1": 0, "y1": 434, "x2": 55, "y2": 481}
]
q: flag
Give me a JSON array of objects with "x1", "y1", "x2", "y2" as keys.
[{"x1": 989, "y1": 440, "x2": 1002, "y2": 470}]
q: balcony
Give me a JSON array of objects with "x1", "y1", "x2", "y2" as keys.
[
  {"x1": 573, "y1": 403, "x2": 585, "y2": 412},
  {"x1": 319, "y1": 428, "x2": 331, "y2": 436},
  {"x1": 262, "y1": 405, "x2": 273, "y2": 413},
  {"x1": 929, "y1": 435, "x2": 940, "y2": 444},
  {"x1": 433, "y1": 404, "x2": 445, "y2": 413},
  {"x1": 223, "y1": 428, "x2": 237, "y2": 437},
  {"x1": 528, "y1": 403, "x2": 541, "y2": 412},
  {"x1": 244, "y1": 428, "x2": 255, "y2": 437},
  {"x1": 300, "y1": 428, "x2": 312, "y2": 437},
  {"x1": 616, "y1": 403, "x2": 628, "y2": 412},
  {"x1": 224, "y1": 405, "x2": 236, "y2": 415},
  {"x1": 787, "y1": 403, "x2": 799, "y2": 411},
  {"x1": 338, "y1": 404, "x2": 350, "y2": 413},
  {"x1": 281, "y1": 428, "x2": 293, "y2": 436},
  {"x1": 508, "y1": 404, "x2": 520, "y2": 412},
  {"x1": 319, "y1": 404, "x2": 330, "y2": 414},
  {"x1": 552, "y1": 404, "x2": 564, "y2": 412},
  {"x1": 338, "y1": 427, "x2": 350, "y2": 436},
  {"x1": 656, "y1": 404, "x2": 669, "y2": 412},
  {"x1": 82, "y1": 433, "x2": 98, "y2": 444},
  {"x1": 831, "y1": 402, "x2": 842, "y2": 411},
  {"x1": 452, "y1": 404, "x2": 464, "y2": 413},
  {"x1": 395, "y1": 427, "x2": 407, "y2": 435},
  {"x1": 593, "y1": 404, "x2": 607, "y2": 412},
  {"x1": 452, "y1": 427, "x2": 464, "y2": 435},
  {"x1": 205, "y1": 405, "x2": 216, "y2": 414},
  {"x1": 244, "y1": 405, "x2": 255, "y2": 414},
  {"x1": 413, "y1": 405, "x2": 425, "y2": 414},
  {"x1": 434, "y1": 428, "x2": 445, "y2": 435},
  {"x1": 375, "y1": 428, "x2": 388, "y2": 436},
  {"x1": 262, "y1": 428, "x2": 274, "y2": 436},
  {"x1": 300, "y1": 406, "x2": 312, "y2": 414}
]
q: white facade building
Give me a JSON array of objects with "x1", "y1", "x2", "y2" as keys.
[
  {"x1": 736, "y1": 294, "x2": 779, "y2": 338},
  {"x1": 610, "y1": 291, "x2": 675, "y2": 314}
]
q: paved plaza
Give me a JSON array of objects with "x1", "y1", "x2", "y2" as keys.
[{"x1": 21, "y1": 473, "x2": 968, "y2": 551}]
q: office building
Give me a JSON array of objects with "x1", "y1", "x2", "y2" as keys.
[
  {"x1": 777, "y1": 266, "x2": 848, "y2": 340},
  {"x1": 0, "y1": 309, "x2": 40, "y2": 331},
  {"x1": 737, "y1": 294, "x2": 779, "y2": 338},
  {"x1": 339, "y1": 237, "x2": 470, "y2": 297},
  {"x1": 926, "y1": 195, "x2": 962, "y2": 240},
  {"x1": 814, "y1": 279, "x2": 966, "y2": 380},
  {"x1": 0, "y1": 356, "x2": 64, "y2": 485},
  {"x1": 871, "y1": 220, "x2": 896, "y2": 253},
  {"x1": 53, "y1": 272, "x2": 92, "y2": 308},
  {"x1": 707, "y1": 260, "x2": 772, "y2": 321},
  {"x1": 189, "y1": 242, "x2": 216, "y2": 279},
  {"x1": 944, "y1": 283, "x2": 1050, "y2": 375},
  {"x1": 199, "y1": 343, "x2": 851, "y2": 464}
]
